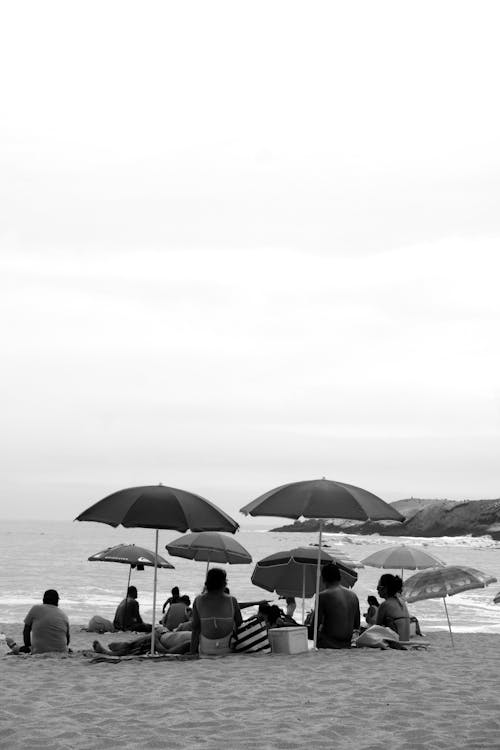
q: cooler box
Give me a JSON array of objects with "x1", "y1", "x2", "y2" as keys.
[{"x1": 268, "y1": 627, "x2": 308, "y2": 654}]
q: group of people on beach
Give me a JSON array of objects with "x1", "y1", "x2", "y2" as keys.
[{"x1": 5, "y1": 562, "x2": 418, "y2": 657}]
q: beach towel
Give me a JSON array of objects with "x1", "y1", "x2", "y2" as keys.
[{"x1": 232, "y1": 618, "x2": 271, "y2": 653}]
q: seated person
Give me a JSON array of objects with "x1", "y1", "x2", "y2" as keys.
[
  {"x1": 375, "y1": 574, "x2": 411, "y2": 641},
  {"x1": 316, "y1": 563, "x2": 360, "y2": 649},
  {"x1": 113, "y1": 585, "x2": 151, "y2": 632},
  {"x1": 21, "y1": 589, "x2": 70, "y2": 654},
  {"x1": 93, "y1": 627, "x2": 191, "y2": 656},
  {"x1": 190, "y1": 568, "x2": 242, "y2": 656},
  {"x1": 363, "y1": 595, "x2": 380, "y2": 627},
  {"x1": 163, "y1": 595, "x2": 191, "y2": 630},
  {"x1": 257, "y1": 603, "x2": 286, "y2": 628},
  {"x1": 162, "y1": 586, "x2": 181, "y2": 614}
]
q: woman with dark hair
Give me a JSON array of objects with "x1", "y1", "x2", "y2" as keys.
[
  {"x1": 375, "y1": 574, "x2": 410, "y2": 640},
  {"x1": 190, "y1": 568, "x2": 242, "y2": 656}
]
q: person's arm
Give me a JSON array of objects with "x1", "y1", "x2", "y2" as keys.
[
  {"x1": 233, "y1": 598, "x2": 242, "y2": 629},
  {"x1": 353, "y1": 596, "x2": 360, "y2": 631},
  {"x1": 134, "y1": 601, "x2": 143, "y2": 625},
  {"x1": 190, "y1": 599, "x2": 201, "y2": 654},
  {"x1": 375, "y1": 602, "x2": 386, "y2": 626},
  {"x1": 23, "y1": 624, "x2": 32, "y2": 651},
  {"x1": 66, "y1": 621, "x2": 70, "y2": 646}
]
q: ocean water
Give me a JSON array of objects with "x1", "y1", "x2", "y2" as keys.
[{"x1": 1, "y1": 520, "x2": 499, "y2": 633}]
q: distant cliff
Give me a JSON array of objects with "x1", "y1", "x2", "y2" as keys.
[{"x1": 270, "y1": 498, "x2": 500, "y2": 539}]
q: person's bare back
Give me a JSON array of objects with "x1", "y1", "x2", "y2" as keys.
[{"x1": 317, "y1": 565, "x2": 360, "y2": 649}]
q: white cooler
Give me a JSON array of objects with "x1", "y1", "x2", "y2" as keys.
[{"x1": 268, "y1": 626, "x2": 308, "y2": 654}]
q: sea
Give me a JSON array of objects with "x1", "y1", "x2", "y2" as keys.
[{"x1": 1, "y1": 520, "x2": 499, "y2": 634}]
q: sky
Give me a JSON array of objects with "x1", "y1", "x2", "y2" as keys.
[{"x1": 1, "y1": 1, "x2": 499, "y2": 521}]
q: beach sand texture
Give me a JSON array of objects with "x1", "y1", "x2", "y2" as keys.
[{"x1": 2, "y1": 628, "x2": 499, "y2": 750}]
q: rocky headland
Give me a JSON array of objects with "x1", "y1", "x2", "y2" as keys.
[{"x1": 270, "y1": 497, "x2": 500, "y2": 539}]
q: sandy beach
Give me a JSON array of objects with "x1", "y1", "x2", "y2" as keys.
[{"x1": 2, "y1": 626, "x2": 499, "y2": 750}]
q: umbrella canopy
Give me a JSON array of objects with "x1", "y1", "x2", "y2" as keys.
[
  {"x1": 403, "y1": 565, "x2": 497, "y2": 646},
  {"x1": 166, "y1": 531, "x2": 252, "y2": 568},
  {"x1": 252, "y1": 548, "x2": 357, "y2": 596},
  {"x1": 76, "y1": 484, "x2": 238, "y2": 654},
  {"x1": 361, "y1": 544, "x2": 444, "y2": 578},
  {"x1": 241, "y1": 477, "x2": 403, "y2": 647},
  {"x1": 240, "y1": 477, "x2": 405, "y2": 522},
  {"x1": 76, "y1": 484, "x2": 239, "y2": 532},
  {"x1": 494, "y1": 591, "x2": 500, "y2": 605},
  {"x1": 88, "y1": 544, "x2": 174, "y2": 569}
]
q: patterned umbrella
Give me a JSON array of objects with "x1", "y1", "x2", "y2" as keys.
[
  {"x1": 360, "y1": 544, "x2": 444, "y2": 580},
  {"x1": 403, "y1": 565, "x2": 497, "y2": 646},
  {"x1": 166, "y1": 531, "x2": 252, "y2": 575},
  {"x1": 241, "y1": 477, "x2": 404, "y2": 647}
]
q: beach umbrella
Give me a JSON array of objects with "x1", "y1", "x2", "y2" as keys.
[
  {"x1": 240, "y1": 477, "x2": 404, "y2": 648},
  {"x1": 309, "y1": 544, "x2": 365, "y2": 569},
  {"x1": 252, "y1": 547, "x2": 358, "y2": 623},
  {"x1": 76, "y1": 484, "x2": 238, "y2": 654},
  {"x1": 166, "y1": 531, "x2": 252, "y2": 575},
  {"x1": 493, "y1": 591, "x2": 500, "y2": 605},
  {"x1": 360, "y1": 544, "x2": 444, "y2": 580},
  {"x1": 88, "y1": 543, "x2": 175, "y2": 624},
  {"x1": 404, "y1": 565, "x2": 497, "y2": 647}
]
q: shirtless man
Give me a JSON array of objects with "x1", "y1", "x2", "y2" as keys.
[{"x1": 317, "y1": 563, "x2": 360, "y2": 649}]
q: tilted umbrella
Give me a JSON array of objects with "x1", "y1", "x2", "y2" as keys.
[
  {"x1": 404, "y1": 565, "x2": 497, "y2": 647},
  {"x1": 252, "y1": 547, "x2": 358, "y2": 623},
  {"x1": 241, "y1": 478, "x2": 404, "y2": 647},
  {"x1": 166, "y1": 531, "x2": 252, "y2": 575},
  {"x1": 88, "y1": 544, "x2": 175, "y2": 625},
  {"x1": 76, "y1": 484, "x2": 238, "y2": 654},
  {"x1": 361, "y1": 544, "x2": 444, "y2": 580}
]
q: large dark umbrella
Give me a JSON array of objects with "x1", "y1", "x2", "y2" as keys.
[
  {"x1": 88, "y1": 543, "x2": 175, "y2": 627},
  {"x1": 252, "y1": 547, "x2": 357, "y2": 623},
  {"x1": 240, "y1": 477, "x2": 404, "y2": 647},
  {"x1": 166, "y1": 531, "x2": 252, "y2": 575},
  {"x1": 404, "y1": 565, "x2": 497, "y2": 647},
  {"x1": 76, "y1": 484, "x2": 238, "y2": 654}
]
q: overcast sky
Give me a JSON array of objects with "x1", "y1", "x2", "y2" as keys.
[{"x1": 1, "y1": 1, "x2": 499, "y2": 521}]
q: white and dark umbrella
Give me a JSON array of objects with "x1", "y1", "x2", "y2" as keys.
[{"x1": 88, "y1": 543, "x2": 174, "y2": 624}]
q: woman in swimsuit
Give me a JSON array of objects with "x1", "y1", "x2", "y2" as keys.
[
  {"x1": 375, "y1": 574, "x2": 410, "y2": 641},
  {"x1": 190, "y1": 568, "x2": 242, "y2": 657}
]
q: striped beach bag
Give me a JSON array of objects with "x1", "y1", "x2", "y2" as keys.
[{"x1": 232, "y1": 617, "x2": 271, "y2": 654}]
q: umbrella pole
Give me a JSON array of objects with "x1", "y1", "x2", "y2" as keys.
[
  {"x1": 150, "y1": 529, "x2": 159, "y2": 656},
  {"x1": 302, "y1": 568, "x2": 306, "y2": 624},
  {"x1": 442, "y1": 597, "x2": 454, "y2": 648},
  {"x1": 313, "y1": 520, "x2": 323, "y2": 650},
  {"x1": 206, "y1": 555, "x2": 210, "y2": 578},
  {"x1": 124, "y1": 565, "x2": 132, "y2": 629}
]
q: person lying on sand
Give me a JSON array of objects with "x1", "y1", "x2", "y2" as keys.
[{"x1": 93, "y1": 627, "x2": 192, "y2": 656}]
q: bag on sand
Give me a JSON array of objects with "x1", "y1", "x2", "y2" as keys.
[
  {"x1": 232, "y1": 618, "x2": 271, "y2": 653},
  {"x1": 355, "y1": 625, "x2": 400, "y2": 649},
  {"x1": 87, "y1": 615, "x2": 115, "y2": 633}
]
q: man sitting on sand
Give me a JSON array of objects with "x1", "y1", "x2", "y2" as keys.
[
  {"x1": 8, "y1": 589, "x2": 70, "y2": 654},
  {"x1": 316, "y1": 563, "x2": 360, "y2": 649},
  {"x1": 113, "y1": 585, "x2": 151, "y2": 632}
]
